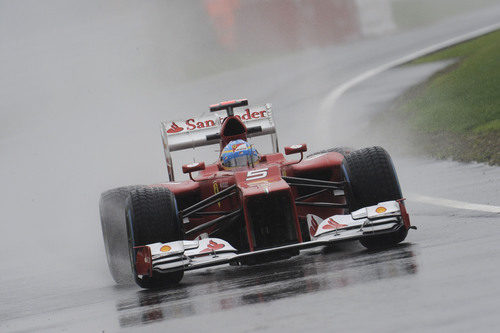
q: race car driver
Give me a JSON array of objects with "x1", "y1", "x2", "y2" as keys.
[{"x1": 220, "y1": 139, "x2": 260, "y2": 169}]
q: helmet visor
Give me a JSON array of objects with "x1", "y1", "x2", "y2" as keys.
[{"x1": 223, "y1": 150, "x2": 260, "y2": 168}]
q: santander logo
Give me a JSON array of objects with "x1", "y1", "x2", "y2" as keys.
[
  {"x1": 166, "y1": 109, "x2": 268, "y2": 135},
  {"x1": 309, "y1": 216, "x2": 319, "y2": 236},
  {"x1": 167, "y1": 122, "x2": 184, "y2": 134},
  {"x1": 200, "y1": 240, "x2": 225, "y2": 253},
  {"x1": 322, "y1": 218, "x2": 347, "y2": 230}
]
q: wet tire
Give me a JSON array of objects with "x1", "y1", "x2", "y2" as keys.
[
  {"x1": 341, "y1": 146, "x2": 407, "y2": 249},
  {"x1": 100, "y1": 185, "x2": 144, "y2": 284},
  {"x1": 126, "y1": 186, "x2": 184, "y2": 289}
]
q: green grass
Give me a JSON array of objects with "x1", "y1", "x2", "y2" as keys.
[{"x1": 395, "y1": 30, "x2": 500, "y2": 164}]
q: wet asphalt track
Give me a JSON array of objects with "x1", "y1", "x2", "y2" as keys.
[{"x1": 1, "y1": 3, "x2": 500, "y2": 332}]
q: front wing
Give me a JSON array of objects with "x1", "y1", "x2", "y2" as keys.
[{"x1": 134, "y1": 200, "x2": 411, "y2": 276}]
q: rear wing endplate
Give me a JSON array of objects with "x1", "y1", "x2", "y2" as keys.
[{"x1": 161, "y1": 103, "x2": 278, "y2": 181}]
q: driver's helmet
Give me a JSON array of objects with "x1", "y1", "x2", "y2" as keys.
[{"x1": 221, "y1": 139, "x2": 260, "y2": 169}]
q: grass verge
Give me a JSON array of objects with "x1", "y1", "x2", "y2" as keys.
[{"x1": 391, "y1": 29, "x2": 500, "y2": 165}]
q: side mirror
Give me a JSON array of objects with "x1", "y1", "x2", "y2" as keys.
[
  {"x1": 284, "y1": 144, "x2": 307, "y2": 155},
  {"x1": 182, "y1": 162, "x2": 205, "y2": 180},
  {"x1": 284, "y1": 144, "x2": 307, "y2": 164}
]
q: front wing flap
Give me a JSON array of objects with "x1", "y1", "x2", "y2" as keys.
[
  {"x1": 136, "y1": 200, "x2": 410, "y2": 275},
  {"x1": 307, "y1": 200, "x2": 407, "y2": 240}
]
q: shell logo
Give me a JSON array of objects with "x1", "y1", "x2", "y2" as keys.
[
  {"x1": 160, "y1": 245, "x2": 172, "y2": 252},
  {"x1": 375, "y1": 207, "x2": 387, "y2": 213}
]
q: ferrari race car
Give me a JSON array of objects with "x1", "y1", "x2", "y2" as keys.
[{"x1": 100, "y1": 99, "x2": 414, "y2": 288}]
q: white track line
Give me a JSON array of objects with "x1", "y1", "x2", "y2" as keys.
[
  {"x1": 320, "y1": 23, "x2": 500, "y2": 214},
  {"x1": 320, "y1": 22, "x2": 500, "y2": 113},
  {"x1": 407, "y1": 194, "x2": 500, "y2": 214}
]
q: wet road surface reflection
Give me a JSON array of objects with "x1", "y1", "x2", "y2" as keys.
[{"x1": 116, "y1": 243, "x2": 417, "y2": 328}]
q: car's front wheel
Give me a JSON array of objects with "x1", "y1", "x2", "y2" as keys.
[
  {"x1": 341, "y1": 146, "x2": 408, "y2": 249},
  {"x1": 100, "y1": 185, "x2": 144, "y2": 284},
  {"x1": 126, "y1": 186, "x2": 184, "y2": 288}
]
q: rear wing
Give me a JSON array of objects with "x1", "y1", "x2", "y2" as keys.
[{"x1": 161, "y1": 103, "x2": 278, "y2": 181}]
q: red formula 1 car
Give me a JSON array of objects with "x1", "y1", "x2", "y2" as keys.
[{"x1": 100, "y1": 99, "x2": 414, "y2": 288}]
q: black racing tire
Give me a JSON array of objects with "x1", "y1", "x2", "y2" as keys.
[
  {"x1": 307, "y1": 146, "x2": 353, "y2": 158},
  {"x1": 341, "y1": 146, "x2": 407, "y2": 249},
  {"x1": 100, "y1": 185, "x2": 144, "y2": 284},
  {"x1": 125, "y1": 186, "x2": 184, "y2": 289}
]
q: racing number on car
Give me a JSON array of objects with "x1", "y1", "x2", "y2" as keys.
[{"x1": 246, "y1": 168, "x2": 268, "y2": 181}]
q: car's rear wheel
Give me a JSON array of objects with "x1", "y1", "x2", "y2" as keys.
[
  {"x1": 100, "y1": 185, "x2": 144, "y2": 284},
  {"x1": 125, "y1": 186, "x2": 184, "y2": 288},
  {"x1": 341, "y1": 146, "x2": 408, "y2": 249}
]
